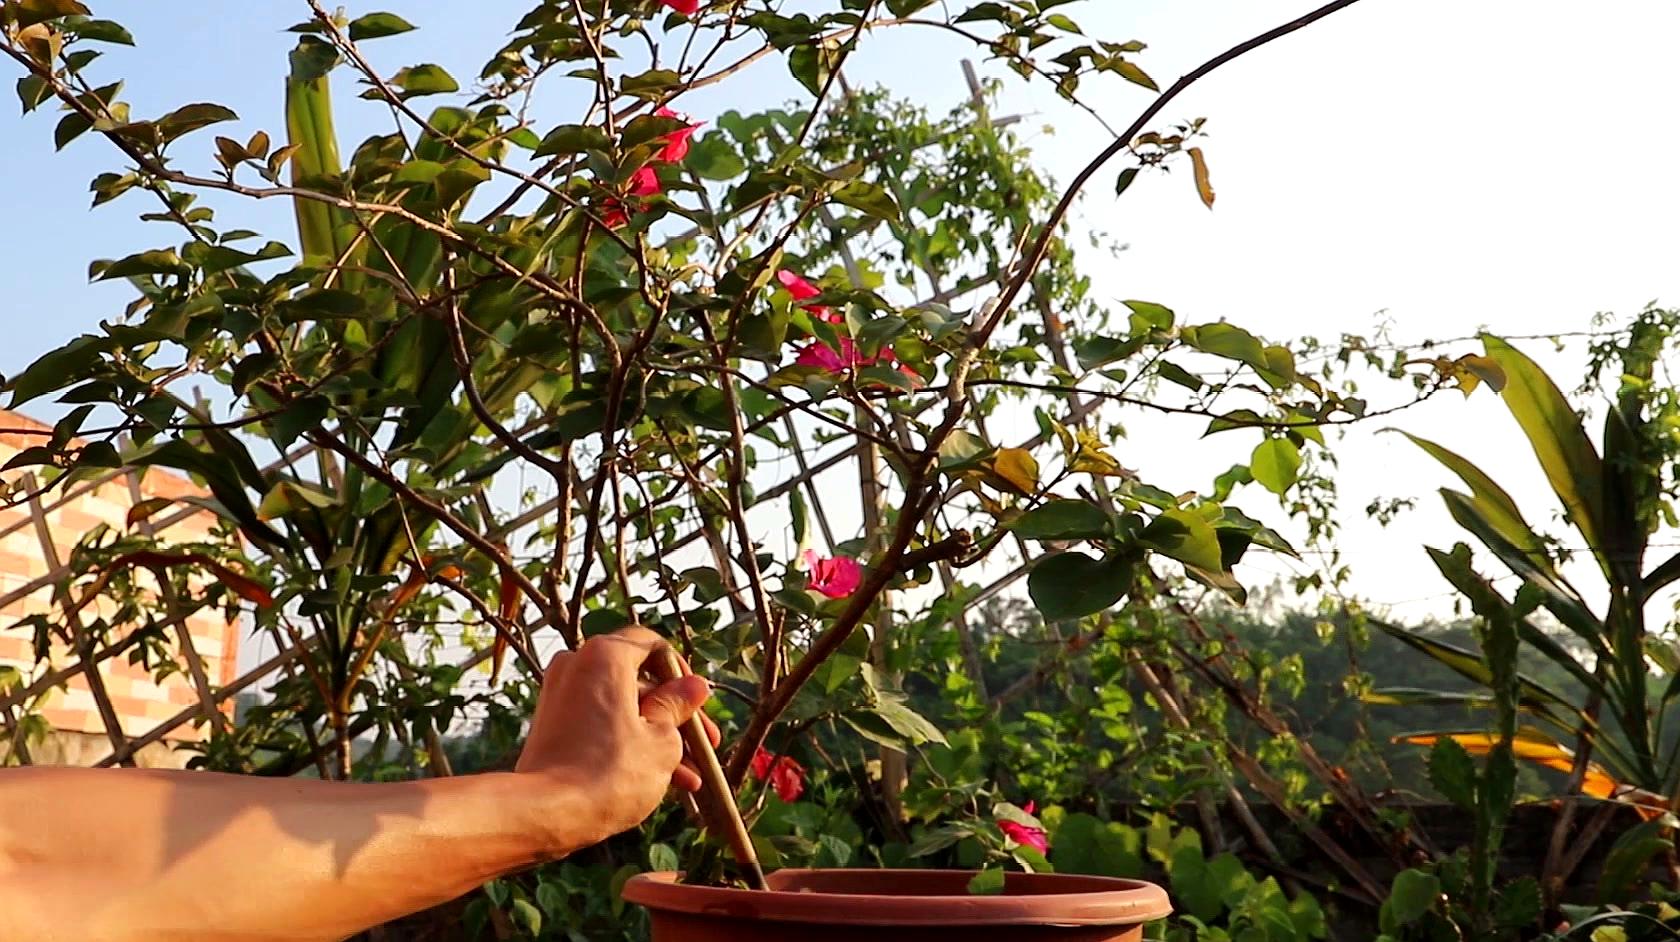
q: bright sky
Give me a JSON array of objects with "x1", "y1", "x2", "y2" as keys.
[{"x1": 5, "y1": 0, "x2": 1679, "y2": 640}]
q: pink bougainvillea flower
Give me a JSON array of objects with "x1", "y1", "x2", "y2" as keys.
[
  {"x1": 998, "y1": 800, "x2": 1050, "y2": 855},
  {"x1": 776, "y1": 269, "x2": 842, "y2": 324},
  {"x1": 802, "y1": 548, "x2": 862, "y2": 599},
  {"x1": 660, "y1": 0, "x2": 701, "y2": 15},
  {"x1": 777, "y1": 269, "x2": 822, "y2": 301},
  {"x1": 596, "y1": 169, "x2": 660, "y2": 228},
  {"x1": 599, "y1": 198, "x2": 629, "y2": 229},
  {"x1": 750, "y1": 746, "x2": 807, "y2": 802},
  {"x1": 654, "y1": 106, "x2": 703, "y2": 162},
  {"x1": 628, "y1": 165, "x2": 662, "y2": 197},
  {"x1": 794, "y1": 341, "x2": 850, "y2": 373},
  {"x1": 794, "y1": 337, "x2": 921, "y2": 387}
]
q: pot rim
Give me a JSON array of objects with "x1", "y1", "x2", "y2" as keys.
[{"x1": 623, "y1": 869, "x2": 1172, "y2": 927}]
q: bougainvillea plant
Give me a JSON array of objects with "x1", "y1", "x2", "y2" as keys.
[{"x1": 0, "y1": 0, "x2": 1451, "y2": 894}]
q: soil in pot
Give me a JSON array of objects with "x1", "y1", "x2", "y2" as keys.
[{"x1": 623, "y1": 868, "x2": 1171, "y2": 942}]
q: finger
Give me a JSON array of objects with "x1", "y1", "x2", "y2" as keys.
[
  {"x1": 672, "y1": 762, "x2": 702, "y2": 793},
  {"x1": 700, "y1": 711, "x2": 721, "y2": 748},
  {"x1": 640, "y1": 674, "x2": 711, "y2": 728},
  {"x1": 577, "y1": 626, "x2": 667, "y2": 706}
]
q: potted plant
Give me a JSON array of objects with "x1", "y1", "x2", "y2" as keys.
[{"x1": 2, "y1": 0, "x2": 1379, "y2": 935}]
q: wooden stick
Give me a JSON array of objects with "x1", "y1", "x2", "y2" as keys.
[{"x1": 647, "y1": 645, "x2": 767, "y2": 890}]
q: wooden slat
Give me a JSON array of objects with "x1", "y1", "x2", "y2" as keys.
[{"x1": 22, "y1": 474, "x2": 134, "y2": 766}]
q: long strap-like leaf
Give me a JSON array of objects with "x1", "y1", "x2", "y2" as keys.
[{"x1": 285, "y1": 39, "x2": 355, "y2": 271}]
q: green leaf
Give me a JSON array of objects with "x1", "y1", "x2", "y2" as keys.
[
  {"x1": 266, "y1": 396, "x2": 329, "y2": 450},
  {"x1": 1012, "y1": 500, "x2": 1111, "y2": 540},
  {"x1": 88, "y1": 172, "x2": 137, "y2": 207},
  {"x1": 17, "y1": 75, "x2": 52, "y2": 113},
  {"x1": 967, "y1": 867, "x2": 1005, "y2": 896},
  {"x1": 1493, "y1": 877, "x2": 1541, "y2": 930},
  {"x1": 1073, "y1": 335, "x2": 1142, "y2": 372},
  {"x1": 347, "y1": 12, "x2": 416, "y2": 40},
  {"x1": 1113, "y1": 58, "x2": 1158, "y2": 92},
  {"x1": 509, "y1": 899, "x2": 541, "y2": 937},
  {"x1": 384, "y1": 64, "x2": 457, "y2": 99},
  {"x1": 1598, "y1": 818, "x2": 1673, "y2": 904},
  {"x1": 534, "y1": 123, "x2": 612, "y2": 157},
  {"x1": 1482, "y1": 335, "x2": 1607, "y2": 562},
  {"x1": 3, "y1": 446, "x2": 58, "y2": 471},
  {"x1": 1156, "y1": 361, "x2": 1202, "y2": 391},
  {"x1": 648, "y1": 843, "x2": 679, "y2": 872},
  {"x1": 1401, "y1": 432, "x2": 1540, "y2": 556},
  {"x1": 832, "y1": 180, "x2": 900, "y2": 223},
  {"x1": 1184, "y1": 322, "x2": 1265, "y2": 371},
  {"x1": 1139, "y1": 508, "x2": 1222, "y2": 571},
  {"x1": 856, "y1": 315, "x2": 908, "y2": 352},
  {"x1": 1371, "y1": 615, "x2": 1579, "y2": 716},
  {"x1": 75, "y1": 440, "x2": 120, "y2": 469},
  {"x1": 93, "y1": 249, "x2": 186, "y2": 280},
  {"x1": 67, "y1": 19, "x2": 133, "y2": 45},
  {"x1": 787, "y1": 43, "x2": 837, "y2": 96},
  {"x1": 504, "y1": 126, "x2": 540, "y2": 150},
  {"x1": 1434, "y1": 494, "x2": 1604, "y2": 656},
  {"x1": 1427, "y1": 736, "x2": 1477, "y2": 810},
  {"x1": 686, "y1": 134, "x2": 747, "y2": 180},
  {"x1": 1382, "y1": 869, "x2": 1441, "y2": 931},
  {"x1": 257, "y1": 480, "x2": 336, "y2": 520},
  {"x1": 1249, "y1": 438, "x2": 1300, "y2": 495},
  {"x1": 1114, "y1": 166, "x2": 1140, "y2": 196},
  {"x1": 54, "y1": 111, "x2": 93, "y2": 150},
  {"x1": 937, "y1": 429, "x2": 992, "y2": 471},
  {"x1": 535, "y1": 882, "x2": 567, "y2": 920},
  {"x1": 1049, "y1": 814, "x2": 1143, "y2": 878},
  {"x1": 156, "y1": 102, "x2": 238, "y2": 142},
  {"x1": 8, "y1": 335, "x2": 113, "y2": 407},
  {"x1": 621, "y1": 68, "x2": 681, "y2": 99},
  {"x1": 1124, "y1": 300, "x2": 1174, "y2": 333},
  {"x1": 15, "y1": 0, "x2": 91, "y2": 28},
  {"x1": 1028, "y1": 551, "x2": 1134, "y2": 620},
  {"x1": 873, "y1": 698, "x2": 946, "y2": 746}
]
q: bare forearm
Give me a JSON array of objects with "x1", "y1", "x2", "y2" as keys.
[{"x1": 0, "y1": 767, "x2": 591, "y2": 942}]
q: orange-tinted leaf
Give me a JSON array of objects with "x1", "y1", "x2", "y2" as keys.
[
  {"x1": 491, "y1": 565, "x2": 520, "y2": 682},
  {"x1": 388, "y1": 571, "x2": 428, "y2": 612},
  {"x1": 109, "y1": 550, "x2": 273, "y2": 607},
  {"x1": 203, "y1": 560, "x2": 276, "y2": 607},
  {"x1": 126, "y1": 497, "x2": 173, "y2": 528},
  {"x1": 1187, "y1": 146, "x2": 1215, "y2": 209}
]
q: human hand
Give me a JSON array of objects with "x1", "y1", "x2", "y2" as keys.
[{"x1": 514, "y1": 626, "x2": 717, "y2": 849}]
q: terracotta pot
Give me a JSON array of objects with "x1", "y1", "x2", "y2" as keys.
[{"x1": 623, "y1": 869, "x2": 1171, "y2": 941}]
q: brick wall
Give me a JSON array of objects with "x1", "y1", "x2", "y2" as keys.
[{"x1": 0, "y1": 410, "x2": 241, "y2": 767}]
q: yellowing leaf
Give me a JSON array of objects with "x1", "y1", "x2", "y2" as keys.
[
  {"x1": 1069, "y1": 429, "x2": 1133, "y2": 478},
  {"x1": 984, "y1": 448, "x2": 1040, "y2": 496},
  {"x1": 1187, "y1": 146, "x2": 1215, "y2": 209},
  {"x1": 1398, "y1": 730, "x2": 1619, "y2": 800}
]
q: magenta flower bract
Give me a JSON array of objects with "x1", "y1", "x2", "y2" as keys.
[
  {"x1": 802, "y1": 549, "x2": 862, "y2": 599},
  {"x1": 998, "y1": 800, "x2": 1050, "y2": 855},
  {"x1": 750, "y1": 747, "x2": 807, "y2": 802},
  {"x1": 654, "y1": 106, "x2": 703, "y2": 162}
]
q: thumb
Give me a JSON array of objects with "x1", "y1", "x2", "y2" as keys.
[{"x1": 639, "y1": 674, "x2": 710, "y2": 728}]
